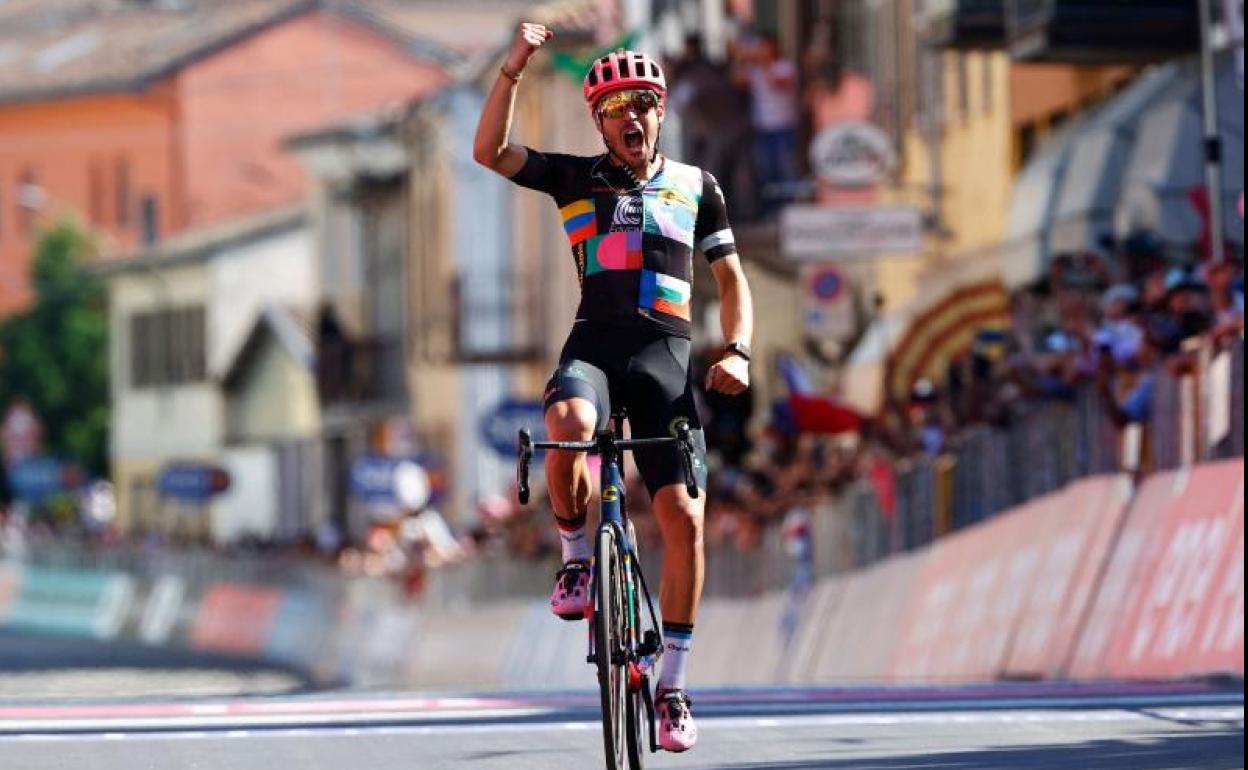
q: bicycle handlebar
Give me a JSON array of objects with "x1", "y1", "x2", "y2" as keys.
[{"x1": 516, "y1": 421, "x2": 700, "y2": 505}]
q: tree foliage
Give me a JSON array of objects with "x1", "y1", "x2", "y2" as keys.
[{"x1": 0, "y1": 220, "x2": 109, "y2": 476}]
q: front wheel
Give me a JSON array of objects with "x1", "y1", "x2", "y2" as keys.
[{"x1": 595, "y1": 527, "x2": 627, "y2": 770}]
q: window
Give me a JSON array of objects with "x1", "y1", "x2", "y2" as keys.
[
  {"x1": 17, "y1": 168, "x2": 38, "y2": 235},
  {"x1": 1017, "y1": 122, "x2": 1039, "y2": 169},
  {"x1": 129, "y1": 304, "x2": 207, "y2": 388},
  {"x1": 89, "y1": 161, "x2": 106, "y2": 225},
  {"x1": 115, "y1": 156, "x2": 131, "y2": 228},
  {"x1": 141, "y1": 195, "x2": 159, "y2": 246},
  {"x1": 956, "y1": 53, "x2": 970, "y2": 121},
  {"x1": 981, "y1": 55, "x2": 993, "y2": 115}
]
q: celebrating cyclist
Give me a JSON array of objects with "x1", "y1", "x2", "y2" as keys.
[{"x1": 474, "y1": 22, "x2": 754, "y2": 752}]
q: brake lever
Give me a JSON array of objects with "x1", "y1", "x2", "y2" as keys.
[
  {"x1": 674, "y1": 421, "x2": 699, "y2": 499},
  {"x1": 517, "y1": 428, "x2": 533, "y2": 505}
]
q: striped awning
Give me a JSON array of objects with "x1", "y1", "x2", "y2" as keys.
[{"x1": 884, "y1": 280, "x2": 1011, "y2": 405}]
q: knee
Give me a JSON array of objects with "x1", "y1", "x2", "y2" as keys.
[
  {"x1": 545, "y1": 400, "x2": 597, "y2": 440},
  {"x1": 544, "y1": 400, "x2": 596, "y2": 475},
  {"x1": 656, "y1": 493, "x2": 704, "y2": 545}
]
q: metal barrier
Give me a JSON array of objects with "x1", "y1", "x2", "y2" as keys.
[{"x1": 14, "y1": 342, "x2": 1241, "y2": 610}]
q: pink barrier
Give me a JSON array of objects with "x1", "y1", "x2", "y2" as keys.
[
  {"x1": 1005, "y1": 476, "x2": 1133, "y2": 679},
  {"x1": 890, "y1": 496, "x2": 1054, "y2": 682},
  {"x1": 189, "y1": 584, "x2": 282, "y2": 655},
  {"x1": 813, "y1": 551, "x2": 926, "y2": 682},
  {"x1": 0, "y1": 564, "x2": 18, "y2": 623},
  {"x1": 1097, "y1": 460, "x2": 1244, "y2": 679},
  {"x1": 779, "y1": 576, "x2": 848, "y2": 684}
]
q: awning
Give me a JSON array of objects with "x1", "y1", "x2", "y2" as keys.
[
  {"x1": 883, "y1": 279, "x2": 1011, "y2": 407},
  {"x1": 1048, "y1": 63, "x2": 1187, "y2": 257},
  {"x1": 1115, "y1": 57, "x2": 1244, "y2": 258},
  {"x1": 1001, "y1": 118, "x2": 1085, "y2": 288}
]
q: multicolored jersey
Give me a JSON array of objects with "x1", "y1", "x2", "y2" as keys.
[{"x1": 510, "y1": 150, "x2": 737, "y2": 338}]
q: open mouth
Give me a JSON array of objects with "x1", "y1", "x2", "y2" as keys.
[{"x1": 623, "y1": 127, "x2": 644, "y2": 152}]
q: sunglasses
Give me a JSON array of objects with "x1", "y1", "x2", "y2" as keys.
[{"x1": 596, "y1": 89, "x2": 660, "y2": 119}]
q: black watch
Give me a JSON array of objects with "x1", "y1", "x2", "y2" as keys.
[{"x1": 724, "y1": 341, "x2": 751, "y2": 362}]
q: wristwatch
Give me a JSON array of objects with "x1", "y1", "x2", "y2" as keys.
[{"x1": 724, "y1": 341, "x2": 752, "y2": 362}]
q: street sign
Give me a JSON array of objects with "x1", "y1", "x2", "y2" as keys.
[
  {"x1": 480, "y1": 399, "x2": 546, "y2": 458},
  {"x1": 782, "y1": 204, "x2": 924, "y2": 260},
  {"x1": 8, "y1": 457, "x2": 69, "y2": 504},
  {"x1": 801, "y1": 265, "x2": 855, "y2": 339},
  {"x1": 808, "y1": 121, "x2": 897, "y2": 188},
  {"x1": 157, "y1": 464, "x2": 231, "y2": 503}
]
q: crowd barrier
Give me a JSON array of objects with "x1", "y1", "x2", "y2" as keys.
[{"x1": 1, "y1": 460, "x2": 1242, "y2": 688}]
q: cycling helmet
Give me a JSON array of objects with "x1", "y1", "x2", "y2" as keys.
[{"x1": 583, "y1": 49, "x2": 666, "y2": 113}]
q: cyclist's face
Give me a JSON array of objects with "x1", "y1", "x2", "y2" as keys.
[{"x1": 595, "y1": 89, "x2": 664, "y2": 166}]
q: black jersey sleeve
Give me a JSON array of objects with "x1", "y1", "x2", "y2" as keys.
[
  {"x1": 508, "y1": 147, "x2": 583, "y2": 197},
  {"x1": 693, "y1": 171, "x2": 737, "y2": 264}
]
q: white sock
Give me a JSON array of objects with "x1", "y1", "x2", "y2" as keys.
[
  {"x1": 556, "y1": 516, "x2": 591, "y2": 563},
  {"x1": 658, "y1": 622, "x2": 694, "y2": 691}
]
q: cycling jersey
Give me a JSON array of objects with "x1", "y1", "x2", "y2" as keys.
[{"x1": 510, "y1": 150, "x2": 737, "y2": 338}]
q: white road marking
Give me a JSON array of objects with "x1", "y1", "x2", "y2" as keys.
[{"x1": 0, "y1": 707, "x2": 1239, "y2": 743}]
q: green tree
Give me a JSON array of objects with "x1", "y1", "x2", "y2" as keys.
[{"x1": 0, "y1": 220, "x2": 109, "y2": 477}]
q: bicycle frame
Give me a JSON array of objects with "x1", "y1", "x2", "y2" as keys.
[{"x1": 516, "y1": 416, "x2": 699, "y2": 758}]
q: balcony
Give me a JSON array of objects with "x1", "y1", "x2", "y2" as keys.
[
  {"x1": 918, "y1": 0, "x2": 1007, "y2": 49},
  {"x1": 317, "y1": 335, "x2": 406, "y2": 408},
  {"x1": 1006, "y1": 0, "x2": 1200, "y2": 63}
]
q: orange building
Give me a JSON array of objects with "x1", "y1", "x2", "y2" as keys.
[{"x1": 0, "y1": 0, "x2": 453, "y2": 315}]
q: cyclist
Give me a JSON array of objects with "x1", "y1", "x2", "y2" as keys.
[{"x1": 474, "y1": 22, "x2": 754, "y2": 753}]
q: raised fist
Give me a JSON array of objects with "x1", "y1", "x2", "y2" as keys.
[{"x1": 506, "y1": 22, "x2": 554, "y2": 73}]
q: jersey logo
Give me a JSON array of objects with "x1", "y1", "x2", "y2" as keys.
[{"x1": 610, "y1": 193, "x2": 643, "y2": 231}]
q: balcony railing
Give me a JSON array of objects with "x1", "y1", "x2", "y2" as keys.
[
  {"x1": 1006, "y1": 0, "x2": 1200, "y2": 63},
  {"x1": 316, "y1": 335, "x2": 405, "y2": 406}
]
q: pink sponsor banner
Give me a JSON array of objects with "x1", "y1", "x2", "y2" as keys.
[
  {"x1": 1064, "y1": 472, "x2": 1177, "y2": 679},
  {"x1": 890, "y1": 495, "x2": 1063, "y2": 682},
  {"x1": 189, "y1": 584, "x2": 283, "y2": 656},
  {"x1": 1006, "y1": 476, "x2": 1133, "y2": 679},
  {"x1": 1100, "y1": 460, "x2": 1244, "y2": 679},
  {"x1": 814, "y1": 551, "x2": 926, "y2": 682}
]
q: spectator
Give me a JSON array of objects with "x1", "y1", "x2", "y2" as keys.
[
  {"x1": 1093, "y1": 283, "x2": 1145, "y2": 366},
  {"x1": 1148, "y1": 266, "x2": 1212, "y2": 354},
  {"x1": 667, "y1": 35, "x2": 753, "y2": 215},
  {"x1": 734, "y1": 32, "x2": 799, "y2": 215}
]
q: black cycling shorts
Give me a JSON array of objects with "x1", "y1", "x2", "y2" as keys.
[{"x1": 543, "y1": 321, "x2": 709, "y2": 496}]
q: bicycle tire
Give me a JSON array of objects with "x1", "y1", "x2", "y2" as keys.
[
  {"x1": 595, "y1": 527, "x2": 627, "y2": 770},
  {"x1": 624, "y1": 523, "x2": 649, "y2": 770}
]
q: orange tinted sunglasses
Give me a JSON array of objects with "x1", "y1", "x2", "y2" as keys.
[{"x1": 596, "y1": 89, "x2": 660, "y2": 119}]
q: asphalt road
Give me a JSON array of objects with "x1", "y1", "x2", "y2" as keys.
[{"x1": 0, "y1": 681, "x2": 1241, "y2": 770}]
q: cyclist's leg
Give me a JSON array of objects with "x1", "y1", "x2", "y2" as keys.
[
  {"x1": 625, "y1": 335, "x2": 706, "y2": 751},
  {"x1": 543, "y1": 335, "x2": 612, "y2": 619}
]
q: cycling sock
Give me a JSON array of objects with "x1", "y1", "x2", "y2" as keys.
[
  {"x1": 554, "y1": 512, "x2": 591, "y2": 563},
  {"x1": 658, "y1": 621, "x2": 694, "y2": 692}
]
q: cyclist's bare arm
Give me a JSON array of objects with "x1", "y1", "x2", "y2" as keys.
[
  {"x1": 706, "y1": 255, "x2": 753, "y2": 395},
  {"x1": 473, "y1": 22, "x2": 553, "y2": 176}
]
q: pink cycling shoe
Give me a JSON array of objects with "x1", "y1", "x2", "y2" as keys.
[
  {"x1": 550, "y1": 560, "x2": 591, "y2": 620},
  {"x1": 656, "y1": 688, "x2": 697, "y2": 752}
]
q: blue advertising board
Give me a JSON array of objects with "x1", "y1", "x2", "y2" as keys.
[
  {"x1": 480, "y1": 399, "x2": 545, "y2": 457},
  {"x1": 349, "y1": 454, "x2": 444, "y2": 509},
  {"x1": 8, "y1": 457, "x2": 76, "y2": 505},
  {"x1": 157, "y1": 464, "x2": 230, "y2": 503}
]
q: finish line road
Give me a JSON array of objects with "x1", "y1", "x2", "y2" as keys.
[{"x1": 0, "y1": 681, "x2": 1241, "y2": 770}]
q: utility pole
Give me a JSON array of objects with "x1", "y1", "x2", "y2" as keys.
[{"x1": 1198, "y1": 0, "x2": 1226, "y2": 265}]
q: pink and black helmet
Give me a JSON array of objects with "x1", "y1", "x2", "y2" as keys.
[{"x1": 583, "y1": 49, "x2": 666, "y2": 113}]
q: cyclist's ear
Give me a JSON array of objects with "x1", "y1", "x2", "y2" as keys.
[{"x1": 656, "y1": 100, "x2": 665, "y2": 122}]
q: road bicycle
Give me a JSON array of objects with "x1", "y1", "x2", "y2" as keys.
[{"x1": 517, "y1": 414, "x2": 699, "y2": 770}]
